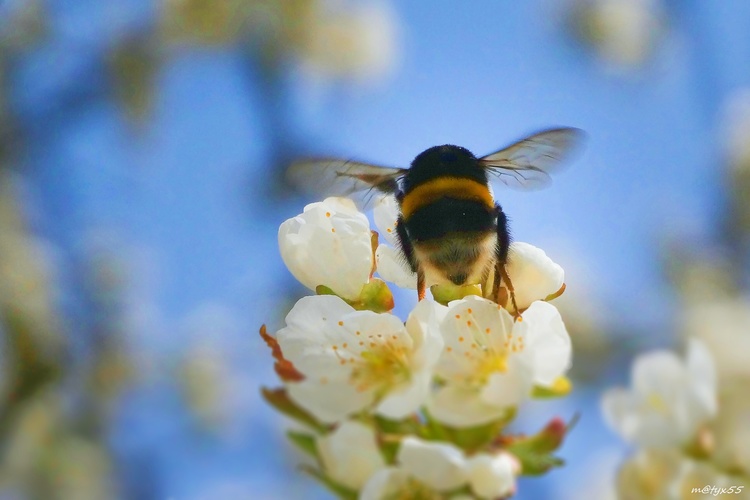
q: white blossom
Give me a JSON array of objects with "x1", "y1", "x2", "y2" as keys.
[
  {"x1": 503, "y1": 242, "x2": 565, "y2": 311},
  {"x1": 279, "y1": 197, "x2": 373, "y2": 301},
  {"x1": 601, "y1": 339, "x2": 718, "y2": 448},
  {"x1": 682, "y1": 298, "x2": 750, "y2": 381},
  {"x1": 298, "y1": 0, "x2": 399, "y2": 82},
  {"x1": 276, "y1": 295, "x2": 443, "y2": 424},
  {"x1": 427, "y1": 295, "x2": 572, "y2": 427},
  {"x1": 316, "y1": 421, "x2": 385, "y2": 490}
]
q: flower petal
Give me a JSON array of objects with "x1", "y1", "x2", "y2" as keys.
[
  {"x1": 466, "y1": 453, "x2": 517, "y2": 499},
  {"x1": 376, "y1": 369, "x2": 431, "y2": 419},
  {"x1": 505, "y1": 242, "x2": 564, "y2": 311},
  {"x1": 373, "y1": 195, "x2": 400, "y2": 246},
  {"x1": 515, "y1": 301, "x2": 572, "y2": 386},
  {"x1": 397, "y1": 437, "x2": 468, "y2": 491},
  {"x1": 685, "y1": 339, "x2": 718, "y2": 420},
  {"x1": 375, "y1": 244, "x2": 418, "y2": 289},
  {"x1": 480, "y1": 357, "x2": 534, "y2": 409},
  {"x1": 360, "y1": 467, "x2": 409, "y2": 500},
  {"x1": 428, "y1": 385, "x2": 509, "y2": 428},
  {"x1": 317, "y1": 421, "x2": 385, "y2": 490},
  {"x1": 287, "y1": 379, "x2": 372, "y2": 424}
]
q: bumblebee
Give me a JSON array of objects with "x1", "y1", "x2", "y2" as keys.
[{"x1": 288, "y1": 128, "x2": 585, "y2": 311}]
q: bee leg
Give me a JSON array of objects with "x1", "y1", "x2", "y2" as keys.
[
  {"x1": 494, "y1": 204, "x2": 519, "y2": 315},
  {"x1": 417, "y1": 269, "x2": 426, "y2": 301},
  {"x1": 499, "y1": 263, "x2": 519, "y2": 315}
]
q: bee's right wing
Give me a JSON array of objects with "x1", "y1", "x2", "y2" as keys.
[
  {"x1": 286, "y1": 158, "x2": 407, "y2": 206},
  {"x1": 478, "y1": 127, "x2": 586, "y2": 190}
]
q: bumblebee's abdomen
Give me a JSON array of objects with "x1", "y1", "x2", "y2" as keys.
[
  {"x1": 400, "y1": 176, "x2": 494, "y2": 220},
  {"x1": 403, "y1": 197, "x2": 495, "y2": 242}
]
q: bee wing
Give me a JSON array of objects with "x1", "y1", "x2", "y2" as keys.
[
  {"x1": 478, "y1": 127, "x2": 586, "y2": 190},
  {"x1": 286, "y1": 158, "x2": 407, "y2": 207}
]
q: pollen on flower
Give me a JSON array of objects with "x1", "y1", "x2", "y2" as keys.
[
  {"x1": 468, "y1": 308, "x2": 473, "y2": 314},
  {"x1": 342, "y1": 343, "x2": 348, "y2": 348},
  {"x1": 485, "y1": 328, "x2": 491, "y2": 334},
  {"x1": 459, "y1": 336, "x2": 465, "y2": 342},
  {"x1": 446, "y1": 347, "x2": 453, "y2": 352},
  {"x1": 348, "y1": 337, "x2": 412, "y2": 396},
  {"x1": 356, "y1": 331, "x2": 361, "y2": 336},
  {"x1": 325, "y1": 212, "x2": 331, "y2": 217},
  {"x1": 359, "y1": 341, "x2": 364, "y2": 346},
  {"x1": 331, "y1": 228, "x2": 336, "y2": 233},
  {"x1": 386, "y1": 228, "x2": 392, "y2": 233},
  {"x1": 332, "y1": 345, "x2": 338, "y2": 350},
  {"x1": 467, "y1": 320, "x2": 472, "y2": 326},
  {"x1": 455, "y1": 314, "x2": 461, "y2": 319},
  {"x1": 338, "y1": 321, "x2": 344, "y2": 326}
]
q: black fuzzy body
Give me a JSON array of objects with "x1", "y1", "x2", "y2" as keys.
[{"x1": 395, "y1": 145, "x2": 508, "y2": 287}]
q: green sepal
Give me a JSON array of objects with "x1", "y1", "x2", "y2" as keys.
[
  {"x1": 301, "y1": 466, "x2": 358, "y2": 500},
  {"x1": 421, "y1": 408, "x2": 516, "y2": 453},
  {"x1": 316, "y1": 279, "x2": 394, "y2": 313},
  {"x1": 372, "y1": 415, "x2": 421, "y2": 463},
  {"x1": 261, "y1": 387, "x2": 327, "y2": 433},
  {"x1": 505, "y1": 415, "x2": 578, "y2": 476},
  {"x1": 430, "y1": 283, "x2": 483, "y2": 305},
  {"x1": 287, "y1": 430, "x2": 319, "y2": 459},
  {"x1": 509, "y1": 450, "x2": 565, "y2": 476}
]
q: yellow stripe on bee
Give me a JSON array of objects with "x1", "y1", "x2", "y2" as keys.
[{"x1": 401, "y1": 177, "x2": 494, "y2": 219}]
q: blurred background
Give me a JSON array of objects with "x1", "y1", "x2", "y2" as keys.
[{"x1": 1, "y1": 0, "x2": 749, "y2": 498}]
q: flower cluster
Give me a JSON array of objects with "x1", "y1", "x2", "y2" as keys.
[
  {"x1": 601, "y1": 338, "x2": 750, "y2": 498},
  {"x1": 262, "y1": 197, "x2": 575, "y2": 499}
]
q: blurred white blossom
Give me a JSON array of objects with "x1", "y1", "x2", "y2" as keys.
[
  {"x1": 574, "y1": 0, "x2": 664, "y2": 67},
  {"x1": 602, "y1": 339, "x2": 717, "y2": 448},
  {"x1": 279, "y1": 197, "x2": 374, "y2": 301},
  {"x1": 297, "y1": 0, "x2": 399, "y2": 82},
  {"x1": 681, "y1": 298, "x2": 750, "y2": 382}
]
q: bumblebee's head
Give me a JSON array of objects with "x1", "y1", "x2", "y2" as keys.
[{"x1": 404, "y1": 145, "x2": 487, "y2": 192}]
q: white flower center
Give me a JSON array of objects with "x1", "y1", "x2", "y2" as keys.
[
  {"x1": 645, "y1": 393, "x2": 670, "y2": 415},
  {"x1": 446, "y1": 321, "x2": 525, "y2": 387},
  {"x1": 345, "y1": 335, "x2": 412, "y2": 395}
]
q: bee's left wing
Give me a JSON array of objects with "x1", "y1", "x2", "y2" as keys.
[
  {"x1": 478, "y1": 127, "x2": 586, "y2": 190},
  {"x1": 286, "y1": 158, "x2": 407, "y2": 207}
]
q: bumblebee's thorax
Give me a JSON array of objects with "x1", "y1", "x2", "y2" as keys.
[{"x1": 401, "y1": 145, "x2": 488, "y2": 194}]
